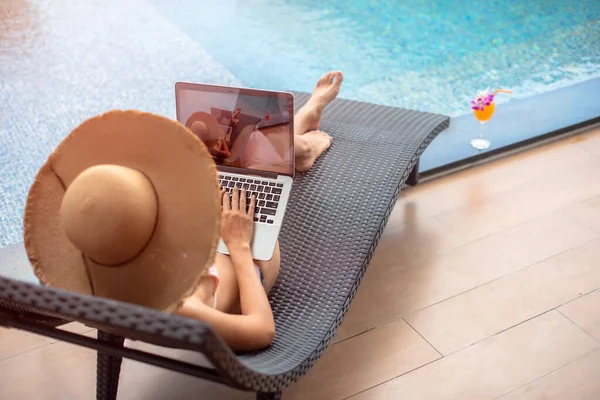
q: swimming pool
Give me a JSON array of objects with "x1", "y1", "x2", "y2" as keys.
[
  {"x1": 0, "y1": 0, "x2": 599, "y2": 248},
  {"x1": 154, "y1": 0, "x2": 600, "y2": 116}
]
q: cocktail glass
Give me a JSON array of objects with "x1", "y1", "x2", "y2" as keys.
[{"x1": 470, "y1": 89, "x2": 511, "y2": 150}]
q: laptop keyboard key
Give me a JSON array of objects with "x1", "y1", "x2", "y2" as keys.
[
  {"x1": 246, "y1": 179, "x2": 253, "y2": 183},
  {"x1": 250, "y1": 184, "x2": 257, "y2": 191},
  {"x1": 254, "y1": 217, "x2": 259, "y2": 222},
  {"x1": 266, "y1": 194, "x2": 273, "y2": 200},
  {"x1": 276, "y1": 183, "x2": 283, "y2": 187},
  {"x1": 261, "y1": 208, "x2": 276, "y2": 216},
  {"x1": 227, "y1": 181, "x2": 235, "y2": 188},
  {"x1": 269, "y1": 182, "x2": 276, "y2": 186},
  {"x1": 239, "y1": 178, "x2": 246, "y2": 182},
  {"x1": 272, "y1": 188, "x2": 282, "y2": 194},
  {"x1": 266, "y1": 201, "x2": 278, "y2": 209},
  {"x1": 257, "y1": 186, "x2": 264, "y2": 192},
  {"x1": 260, "y1": 215, "x2": 267, "y2": 222},
  {"x1": 232, "y1": 177, "x2": 239, "y2": 181},
  {"x1": 264, "y1": 187, "x2": 271, "y2": 193},
  {"x1": 267, "y1": 220, "x2": 274, "y2": 224},
  {"x1": 224, "y1": 176, "x2": 231, "y2": 180},
  {"x1": 273, "y1": 195, "x2": 280, "y2": 201},
  {"x1": 258, "y1": 200, "x2": 266, "y2": 207},
  {"x1": 255, "y1": 207, "x2": 261, "y2": 214},
  {"x1": 242, "y1": 183, "x2": 249, "y2": 189},
  {"x1": 259, "y1": 193, "x2": 265, "y2": 199}
]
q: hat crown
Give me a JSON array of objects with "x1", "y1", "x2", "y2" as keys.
[{"x1": 59, "y1": 165, "x2": 158, "y2": 266}]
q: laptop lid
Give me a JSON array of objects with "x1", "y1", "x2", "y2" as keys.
[{"x1": 175, "y1": 82, "x2": 295, "y2": 178}]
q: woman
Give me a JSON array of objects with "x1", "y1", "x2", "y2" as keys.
[{"x1": 177, "y1": 70, "x2": 344, "y2": 351}]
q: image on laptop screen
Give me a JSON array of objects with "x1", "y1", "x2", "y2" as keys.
[{"x1": 177, "y1": 85, "x2": 294, "y2": 176}]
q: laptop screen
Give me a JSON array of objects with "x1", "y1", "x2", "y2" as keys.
[{"x1": 175, "y1": 82, "x2": 294, "y2": 177}]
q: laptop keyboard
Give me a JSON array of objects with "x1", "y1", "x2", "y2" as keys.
[{"x1": 218, "y1": 174, "x2": 284, "y2": 224}]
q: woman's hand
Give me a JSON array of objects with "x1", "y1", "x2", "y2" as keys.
[{"x1": 221, "y1": 187, "x2": 256, "y2": 252}]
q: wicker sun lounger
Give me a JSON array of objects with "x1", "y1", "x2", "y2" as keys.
[{"x1": 0, "y1": 93, "x2": 449, "y2": 399}]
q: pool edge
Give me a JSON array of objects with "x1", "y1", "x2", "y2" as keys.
[
  {"x1": 420, "y1": 118, "x2": 600, "y2": 182},
  {"x1": 419, "y1": 77, "x2": 600, "y2": 178}
]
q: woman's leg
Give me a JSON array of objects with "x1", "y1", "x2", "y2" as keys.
[
  {"x1": 294, "y1": 131, "x2": 334, "y2": 172},
  {"x1": 292, "y1": 71, "x2": 344, "y2": 171},
  {"x1": 212, "y1": 242, "x2": 281, "y2": 313},
  {"x1": 293, "y1": 71, "x2": 343, "y2": 135},
  {"x1": 255, "y1": 241, "x2": 281, "y2": 293}
]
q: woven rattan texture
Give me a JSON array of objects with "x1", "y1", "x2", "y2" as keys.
[
  {"x1": 0, "y1": 94, "x2": 449, "y2": 392},
  {"x1": 96, "y1": 331, "x2": 125, "y2": 400}
]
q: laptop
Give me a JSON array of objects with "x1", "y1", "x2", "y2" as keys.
[{"x1": 175, "y1": 82, "x2": 294, "y2": 261}]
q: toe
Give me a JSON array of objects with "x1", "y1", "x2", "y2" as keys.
[
  {"x1": 334, "y1": 71, "x2": 344, "y2": 85},
  {"x1": 317, "y1": 74, "x2": 328, "y2": 86},
  {"x1": 326, "y1": 72, "x2": 335, "y2": 84}
]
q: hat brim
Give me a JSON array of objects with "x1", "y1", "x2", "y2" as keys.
[
  {"x1": 185, "y1": 111, "x2": 224, "y2": 141},
  {"x1": 24, "y1": 110, "x2": 221, "y2": 312}
]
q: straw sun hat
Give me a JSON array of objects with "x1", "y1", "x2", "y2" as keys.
[
  {"x1": 23, "y1": 110, "x2": 221, "y2": 312},
  {"x1": 184, "y1": 111, "x2": 226, "y2": 148}
]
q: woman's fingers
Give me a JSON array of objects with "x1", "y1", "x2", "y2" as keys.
[
  {"x1": 222, "y1": 190, "x2": 231, "y2": 211},
  {"x1": 231, "y1": 187, "x2": 239, "y2": 210},
  {"x1": 223, "y1": 187, "x2": 256, "y2": 215},
  {"x1": 240, "y1": 189, "x2": 247, "y2": 211},
  {"x1": 248, "y1": 195, "x2": 256, "y2": 216},
  {"x1": 220, "y1": 188, "x2": 226, "y2": 209}
]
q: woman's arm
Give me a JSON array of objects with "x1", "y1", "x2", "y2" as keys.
[
  {"x1": 218, "y1": 138, "x2": 231, "y2": 158},
  {"x1": 178, "y1": 187, "x2": 274, "y2": 352},
  {"x1": 177, "y1": 287, "x2": 274, "y2": 351}
]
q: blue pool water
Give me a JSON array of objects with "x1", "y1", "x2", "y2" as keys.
[
  {"x1": 1, "y1": 0, "x2": 599, "y2": 248},
  {"x1": 154, "y1": 0, "x2": 600, "y2": 116}
]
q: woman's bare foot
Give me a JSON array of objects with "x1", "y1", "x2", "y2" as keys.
[
  {"x1": 294, "y1": 71, "x2": 344, "y2": 135},
  {"x1": 295, "y1": 130, "x2": 333, "y2": 172},
  {"x1": 311, "y1": 71, "x2": 344, "y2": 110}
]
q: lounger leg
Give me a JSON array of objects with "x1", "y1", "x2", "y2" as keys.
[
  {"x1": 256, "y1": 391, "x2": 282, "y2": 400},
  {"x1": 406, "y1": 158, "x2": 420, "y2": 186},
  {"x1": 96, "y1": 330, "x2": 125, "y2": 400}
]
